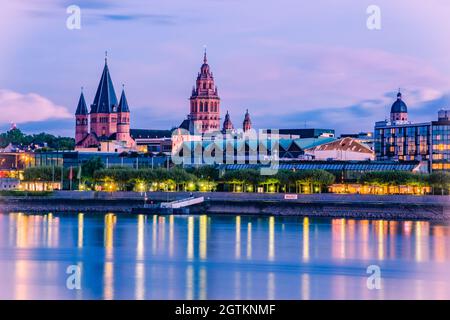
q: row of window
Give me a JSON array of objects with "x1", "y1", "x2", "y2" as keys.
[
  {"x1": 191, "y1": 100, "x2": 219, "y2": 113},
  {"x1": 80, "y1": 117, "x2": 129, "y2": 124}
]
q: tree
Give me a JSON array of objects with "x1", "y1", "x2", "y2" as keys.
[
  {"x1": 429, "y1": 172, "x2": 450, "y2": 195},
  {"x1": 82, "y1": 157, "x2": 105, "y2": 180},
  {"x1": 0, "y1": 128, "x2": 75, "y2": 150}
]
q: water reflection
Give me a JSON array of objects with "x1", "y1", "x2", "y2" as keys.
[
  {"x1": 103, "y1": 213, "x2": 115, "y2": 300},
  {"x1": 135, "y1": 215, "x2": 145, "y2": 300},
  {"x1": 235, "y1": 216, "x2": 241, "y2": 259},
  {"x1": 0, "y1": 212, "x2": 449, "y2": 299}
]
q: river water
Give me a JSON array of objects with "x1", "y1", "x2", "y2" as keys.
[{"x1": 0, "y1": 212, "x2": 449, "y2": 300}]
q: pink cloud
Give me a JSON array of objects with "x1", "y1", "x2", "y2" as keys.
[{"x1": 0, "y1": 89, "x2": 71, "y2": 124}]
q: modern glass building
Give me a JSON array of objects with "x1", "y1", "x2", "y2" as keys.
[
  {"x1": 374, "y1": 94, "x2": 449, "y2": 172},
  {"x1": 431, "y1": 110, "x2": 450, "y2": 171},
  {"x1": 31, "y1": 151, "x2": 169, "y2": 169}
]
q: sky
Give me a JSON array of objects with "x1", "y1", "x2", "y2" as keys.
[{"x1": 1, "y1": 0, "x2": 450, "y2": 137}]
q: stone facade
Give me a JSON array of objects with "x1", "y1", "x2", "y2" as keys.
[{"x1": 75, "y1": 58, "x2": 135, "y2": 150}]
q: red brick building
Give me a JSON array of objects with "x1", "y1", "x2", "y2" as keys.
[{"x1": 75, "y1": 57, "x2": 134, "y2": 151}]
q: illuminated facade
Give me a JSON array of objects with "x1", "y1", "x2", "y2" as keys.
[
  {"x1": 374, "y1": 93, "x2": 450, "y2": 172},
  {"x1": 75, "y1": 57, "x2": 135, "y2": 151},
  {"x1": 431, "y1": 110, "x2": 450, "y2": 171}
]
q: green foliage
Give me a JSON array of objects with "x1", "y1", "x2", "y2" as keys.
[
  {"x1": 429, "y1": 172, "x2": 450, "y2": 195},
  {"x1": 0, "y1": 128, "x2": 75, "y2": 150},
  {"x1": 185, "y1": 165, "x2": 220, "y2": 180},
  {"x1": 23, "y1": 166, "x2": 63, "y2": 181},
  {"x1": 81, "y1": 157, "x2": 105, "y2": 179}
]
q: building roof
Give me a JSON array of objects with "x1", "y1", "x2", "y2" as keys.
[
  {"x1": 305, "y1": 137, "x2": 373, "y2": 154},
  {"x1": 118, "y1": 89, "x2": 130, "y2": 113},
  {"x1": 293, "y1": 137, "x2": 336, "y2": 149},
  {"x1": 222, "y1": 111, "x2": 234, "y2": 131},
  {"x1": 75, "y1": 91, "x2": 88, "y2": 115},
  {"x1": 91, "y1": 59, "x2": 118, "y2": 114},
  {"x1": 391, "y1": 92, "x2": 408, "y2": 114},
  {"x1": 219, "y1": 161, "x2": 421, "y2": 172},
  {"x1": 130, "y1": 129, "x2": 172, "y2": 139},
  {"x1": 277, "y1": 128, "x2": 335, "y2": 138}
]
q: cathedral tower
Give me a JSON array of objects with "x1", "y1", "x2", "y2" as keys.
[
  {"x1": 75, "y1": 89, "x2": 89, "y2": 144},
  {"x1": 90, "y1": 57, "x2": 118, "y2": 137},
  {"x1": 188, "y1": 51, "x2": 220, "y2": 134},
  {"x1": 117, "y1": 86, "x2": 132, "y2": 144},
  {"x1": 243, "y1": 109, "x2": 252, "y2": 132},
  {"x1": 222, "y1": 111, "x2": 234, "y2": 132}
]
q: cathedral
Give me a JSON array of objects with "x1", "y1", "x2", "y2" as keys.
[
  {"x1": 75, "y1": 57, "x2": 135, "y2": 151},
  {"x1": 178, "y1": 51, "x2": 252, "y2": 135}
]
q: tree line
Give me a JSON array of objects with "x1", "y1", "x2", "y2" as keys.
[
  {"x1": 0, "y1": 128, "x2": 75, "y2": 150},
  {"x1": 22, "y1": 159, "x2": 450, "y2": 195}
]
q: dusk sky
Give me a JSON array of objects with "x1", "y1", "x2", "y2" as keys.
[{"x1": 1, "y1": 0, "x2": 450, "y2": 137}]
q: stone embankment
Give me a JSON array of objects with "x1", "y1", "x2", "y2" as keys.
[{"x1": 0, "y1": 191, "x2": 449, "y2": 221}]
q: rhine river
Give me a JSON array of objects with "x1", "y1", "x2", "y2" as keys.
[{"x1": 0, "y1": 212, "x2": 449, "y2": 299}]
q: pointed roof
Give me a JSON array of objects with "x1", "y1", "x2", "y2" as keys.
[
  {"x1": 222, "y1": 111, "x2": 234, "y2": 131},
  {"x1": 91, "y1": 57, "x2": 118, "y2": 114},
  {"x1": 75, "y1": 90, "x2": 88, "y2": 115},
  {"x1": 118, "y1": 87, "x2": 130, "y2": 113}
]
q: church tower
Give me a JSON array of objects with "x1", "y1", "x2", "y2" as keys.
[
  {"x1": 75, "y1": 89, "x2": 89, "y2": 144},
  {"x1": 243, "y1": 109, "x2": 252, "y2": 132},
  {"x1": 189, "y1": 51, "x2": 221, "y2": 134},
  {"x1": 117, "y1": 86, "x2": 132, "y2": 144},
  {"x1": 90, "y1": 56, "x2": 118, "y2": 137},
  {"x1": 390, "y1": 91, "x2": 408, "y2": 123},
  {"x1": 222, "y1": 111, "x2": 234, "y2": 132}
]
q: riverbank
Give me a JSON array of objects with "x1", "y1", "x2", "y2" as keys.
[{"x1": 1, "y1": 191, "x2": 449, "y2": 221}]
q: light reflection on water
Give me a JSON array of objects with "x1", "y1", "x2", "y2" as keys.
[{"x1": 0, "y1": 212, "x2": 450, "y2": 300}]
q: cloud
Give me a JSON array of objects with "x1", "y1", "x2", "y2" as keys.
[
  {"x1": 100, "y1": 14, "x2": 176, "y2": 25},
  {"x1": 0, "y1": 89, "x2": 71, "y2": 125}
]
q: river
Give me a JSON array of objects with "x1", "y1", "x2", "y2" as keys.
[{"x1": 0, "y1": 212, "x2": 449, "y2": 299}]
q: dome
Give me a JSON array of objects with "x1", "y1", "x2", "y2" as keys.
[{"x1": 391, "y1": 92, "x2": 408, "y2": 114}]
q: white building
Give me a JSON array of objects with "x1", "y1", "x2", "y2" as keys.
[{"x1": 304, "y1": 137, "x2": 375, "y2": 161}]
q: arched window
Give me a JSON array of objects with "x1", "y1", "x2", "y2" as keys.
[
  {"x1": 205, "y1": 102, "x2": 208, "y2": 112},
  {"x1": 203, "y1": 83, "x2": 206, "y2": 89},
  {"x1": 200, "y1": 102, "x2": 203, "y2": 112}
]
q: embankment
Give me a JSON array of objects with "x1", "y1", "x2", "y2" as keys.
[{"x1": 0, "y1": 191, "x2": 449, "y2": 221}]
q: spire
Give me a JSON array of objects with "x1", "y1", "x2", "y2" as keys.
[
  {"x1": 223, "y1": 110, "x2": 234, "y2": 131},
  {"x1": 397, "y1": 88, "x2": 402, "y2": 99},
  {"x1": 118, "y1": 85, "x2": 130, "y2": 113},
  {"x1": 243, "y1": 109, "x2": 252, "y2": 132},
  {"x1": 75, "y1": 89, "x2": 88, "y2": 115},
  {"x1": 91, "y1": 55, "x2": 118, "y2": 114},
  {"x1": 203, "y1": 48, "x2": 207, "y2": 64}
]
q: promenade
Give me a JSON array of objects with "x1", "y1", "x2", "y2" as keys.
[{"x1": 0, "y1": 191, "x2": 449, "y2": 221}]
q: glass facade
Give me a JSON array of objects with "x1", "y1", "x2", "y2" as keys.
[
  {"x1": 374, "y1": 122, "x2": 430, "y2": 162},
  {"x1": 375, "y1": 112, "x2": 450, "y2": 172},
  {"x1": 31, "y1": 151, "x2": 169, "y2": 169},
  {"x1": 431, "y1": 120, "x2": 450, "y2": 171}
]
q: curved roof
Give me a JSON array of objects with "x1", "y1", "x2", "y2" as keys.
[{"x1": 391, "y1": 92, "x2": 408, "y2": 114}]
